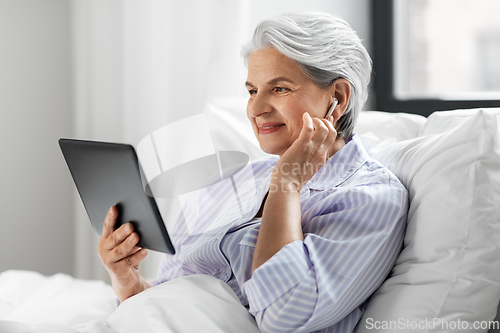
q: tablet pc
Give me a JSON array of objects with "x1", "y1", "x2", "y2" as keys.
[{"x1": 59, "y1": 138, "x2": 175, "y2": 254}]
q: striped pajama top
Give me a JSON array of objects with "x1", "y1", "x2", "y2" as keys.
[{"x1": 154, "y1": 134, "x2": 408, "y2": 332}]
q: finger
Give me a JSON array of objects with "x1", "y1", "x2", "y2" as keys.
[
  {"x1": 299, "y1": 112, "x2": 314, "y2": 141},
  {"x1": 321, "y1": 116, "x2": 336, "y2": 137},
  {"x1": 101, "y1": 206, "x2": 118, "y2": 239},
  {"x1": 104, "y1": 222, "x2": 135, "y2": 251},
  {"x1": 108, "y1": 231, "x2": 141, "y2": 263},
  {"x1": 310, "y1": 117, "x2": 329, "y2": 145},
  {"x1": 319, "y1": 118, "x2": 338, "y2": 154},
  {"x1": 117, "y1": 248, "x2": 148, "y2": 271},
  {"x1": 128, "y1": 246, "x2": 143, "y2": 257},
  {"x1": 323, "y1": 116, "x2": 338, "y2": 143}
]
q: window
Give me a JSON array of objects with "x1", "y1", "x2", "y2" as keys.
[{"x1": 372, "y1": 0, "x2": 500, "y2": 116}]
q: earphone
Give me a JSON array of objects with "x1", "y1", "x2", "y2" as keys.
[{"x1": 325, "y1": 97, "x2": 338, "y2": 118}]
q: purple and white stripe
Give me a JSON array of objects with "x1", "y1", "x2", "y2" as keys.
[{"x1": 155, "y1": 135, "x2": 408, "y2": 333}]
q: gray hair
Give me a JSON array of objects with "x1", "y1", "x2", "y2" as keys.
[{"x1": 241, "y1": 11, "x2": 372, "y2": 139}]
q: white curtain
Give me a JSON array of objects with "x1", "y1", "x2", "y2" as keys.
[
  {"x1": 71, "y1": 0, "x2": 250, "y2": 281},
  {"x1": 71, "y1": 0, "x2": 368, "y2": 281}
]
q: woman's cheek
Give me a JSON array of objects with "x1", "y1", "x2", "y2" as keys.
[{"x1": 292, "y1": 118, "x2": 305, "y2": 141}]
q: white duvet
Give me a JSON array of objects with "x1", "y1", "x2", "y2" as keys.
[{"x1": 0, "y1": 270, "x2": 260, "y2": 333}]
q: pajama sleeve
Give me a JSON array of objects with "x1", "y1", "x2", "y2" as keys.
[{"x1": 243, "y1": 180, "x2": 408, "y2": 333}]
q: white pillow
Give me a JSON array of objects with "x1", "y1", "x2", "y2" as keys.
[
  {"x1": 355, "y1": 110, "x2": 427, "y2": 142},
  {"x1": 421, "y1": 107, "x2": 500, "y2": 136},
  {"x1": 355, "y1": 108, "x2": 500, "y2": 332}
]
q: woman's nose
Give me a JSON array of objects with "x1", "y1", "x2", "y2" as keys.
[{"x1": 247, "y1": 94, "x2": 273, "y2": 118}]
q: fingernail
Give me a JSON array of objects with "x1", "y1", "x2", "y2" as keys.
[{"x1": 125, "y1": 224, "x2": 130, "y2": 232}]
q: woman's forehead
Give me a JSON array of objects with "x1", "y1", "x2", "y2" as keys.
[{"x1": 247, "y1": 48, "x2": 306, "y2": 85}]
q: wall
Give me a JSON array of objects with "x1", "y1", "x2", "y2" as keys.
[{"x1": 0, "y1": 0, "x2": 74, "y2": 275}]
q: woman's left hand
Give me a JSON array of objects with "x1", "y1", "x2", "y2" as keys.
[{"x1": 273, "y1": 112, "x2": 337, "y2": 192}]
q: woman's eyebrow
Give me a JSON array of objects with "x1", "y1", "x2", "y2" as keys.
[
  {"x1": 267, "y1": 77, "x2": 295, "y2": 85},
  {"x1": 245, "y1": 77, "x2": 295, "y2": 88}
]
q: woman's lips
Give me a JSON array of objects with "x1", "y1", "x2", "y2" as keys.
[{"x1": 257, "y1": 122, "x2": 285, "y2": 134}]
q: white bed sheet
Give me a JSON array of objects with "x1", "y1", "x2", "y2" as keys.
[{"x1": 0, "y1": 270, "x2": 260, "y2": 333}]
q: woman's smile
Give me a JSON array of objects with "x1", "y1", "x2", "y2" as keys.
[{"x1": 257, "y1": 122, "x2": 285, "y2": 134}]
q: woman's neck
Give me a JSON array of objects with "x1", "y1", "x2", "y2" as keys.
[{"x1": 327, "y1": 136, "x2": 346, "y2": 159}]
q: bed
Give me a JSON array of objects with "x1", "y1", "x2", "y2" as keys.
[{"x1": 1, "y1": 97, "x2": 499, "y2": 333}]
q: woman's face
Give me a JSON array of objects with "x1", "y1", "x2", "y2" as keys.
[{"x1": 246, "y1": 47, "x2": 332, "y2": 156}]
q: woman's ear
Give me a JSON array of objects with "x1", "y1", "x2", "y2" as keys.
[{"x1": 329, "y1": 78, "x2": 351, "y2": 122}]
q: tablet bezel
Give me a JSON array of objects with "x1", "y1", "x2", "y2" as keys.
[{"x1": 59, "y1": 138, "x2": 175, "y2": 254}]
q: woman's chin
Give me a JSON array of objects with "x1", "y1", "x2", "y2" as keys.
[{"x1": 259, "y1": 144, "x2": 285, "y2": 156}]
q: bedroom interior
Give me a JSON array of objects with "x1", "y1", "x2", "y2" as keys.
[{"x1": 1, "y1": 0, "x2": 499, "y2": 332}]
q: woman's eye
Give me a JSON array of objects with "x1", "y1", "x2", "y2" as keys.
[
  {"x1": 248, "y1": 89, "x2": 257, "y2": 96},
  {"x1": 273, "y1": 87, "x2": 289, "y2": 93}
]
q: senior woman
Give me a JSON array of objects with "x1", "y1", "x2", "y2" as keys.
[{"x1": 98, "y1": 12, "x2": 408, "y2": 333}]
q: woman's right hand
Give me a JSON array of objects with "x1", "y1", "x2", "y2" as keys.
[{"x1": 98, "y1": 206, "x2": 151, "y2": 302}]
